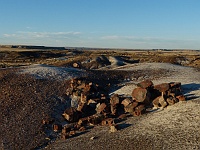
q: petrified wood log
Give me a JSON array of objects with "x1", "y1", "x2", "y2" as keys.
[
  {"x1": 137, "y1": 79, "x2": 153, "y2": 89},
  {"x1": 154, "y1": 83, "x2": 170, "y2": 92},
  {"x1": 133, "y1": 104, "x2": 145, "y2": 116},
  {"x1": 110, "y1": 94, "x2": 120, "y2": 106},
  {"x1": 63, "y1": 107, "x2": 82, "y2": 122},
  {"x1": 121, "y1": 98, "x2": 132, "y2": 107},
  {"x1": 88, "y1": 114, "x2": 105, "y2": 125},
  {"x1": 96, "y1": 103, "x2": 107, "y2": 114},
  {"x1": 132, "y1": 87, "x2": 151, "y2": 104}
]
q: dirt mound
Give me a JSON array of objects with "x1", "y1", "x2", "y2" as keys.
[{"x1": 80, "y1": 55, "x2": 111, "y2": 69}]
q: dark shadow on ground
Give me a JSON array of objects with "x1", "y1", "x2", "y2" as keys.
[
  {"x1": 118, "y1": 123, "x2": 132, "y2": 130},
  {"x1": 182, "y1": 83, "x2": 200, "y2": 100}
]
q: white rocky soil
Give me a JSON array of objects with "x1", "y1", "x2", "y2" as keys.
[
  {"x1": 19, "y1": 62, "x2": 200, "y2": 149},
  {"x1": 19, "y1": 64, "x2": 88, "y2": 80}
]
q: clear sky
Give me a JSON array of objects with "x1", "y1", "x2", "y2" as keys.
[{"x1": 0, "y1": 0, "x2": 200, "y2": 49}]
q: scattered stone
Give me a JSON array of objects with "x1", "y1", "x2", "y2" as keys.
[
  {"x1": 53, "y1": 124, "x2": 62, "y2": 132},
  {"x1": 62, "y1": 107, "x2": 81, "y2": 122},
  {"x1": 109, "y1": 124, "x2": 118, "y2": 133},
  {"x1": 133, "y1": 104, "x2": 145, "y2": 116},
  {"x1": 176, "y1": 95, "x2": 186, "y2": 101},
  {"x1": 90, "y1": 136, "x2": 96, "y2": 140},
  {"x1": 73, "y1": 62, "x2": 80, "y2": 68},
  {"x1": 121, "y1": 98, "x2": 132, "y2": 107},
  {"x1": 102, "y1": 118, "x2": 115, "y2": 126},
  {"x1": 137, "y1": 79, "x2": 153, "y2": 89},
  {"x1": 154, "y1": 83, "x2": 170, "y2": 92},
  {"x1": 96, "y1": 103, "x2": 107, "y2": 114},
  {"x1": 51, "y1": 78, "x2": 186, "y2": 141}
]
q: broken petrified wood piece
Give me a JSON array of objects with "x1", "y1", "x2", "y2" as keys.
[
  {"x1": 133, "y1": 104, "x2": 145, "y2": 116},
  {"x1": 109, "y1": 124, "x2": 119, "y2": 133},
  {"x1": 96, "y1": 103, "x2": 107, "y2": 114},
  {"x1": 102, "y1": 118, "x2": 115, "y2": 126},
  {"x1": 118, "y1": 114, "x2": 128, "y2": 119},
  {"x1": 170, "y1": 83, "x2": 182, "y2": 95},
  {"x1": 166, "y1": 97, "x2": 176, "y2": 105},
  {"x1": 42, "y1": 118, "x2": 55, "y2": 125},
  {"x1": 73, "y1": 62, "x2": 80, "y2": 68},
  {"x1": 121, "y1": 98, "x2": 132, "y2": 107},
  {"x1": 176, "y1": 95, "x2": 186, "y2": 101},
  {"x1": 154, "y1": 83, "x2": 170, "y2": 92},
  {"x1": 132, "y1": 87, "x2": 147, "y2": 102},
  {"x1": 110, "y1": 94, "x2": 120, "y2": 115},
  {"x1": 110, "y1": 94, "x2": 120, "y2": 106},
  {"x1": 62, "y1": 107, "x2": 82, "y2": 122},
  {"x1": 78, "y1": 117, "x2": 89, "y2": 126},
  {"x1": 137, "y1": 79, "x2": 153, "y2": 89},
  {"x1": 77, "y1": 102, "x2": 87, "y2": 112},
  {"x1": 61, "y1": 133, "x2": 69, "y2": 140},
  {"x1": 169, "y1": 82, "x2": 181, "y2": 89},
  {"x1": 79, "y1": 126, "x2": 86, "y2": 131},
  {"x1": 152, "y1": 92, "x2": 167, "y2": 108},
  {"x1": 87, "y1": 99, "x2": 97, "y2": 108},
  {"x1": 124, "y1": 101, "x2": 138, "y2": 113},
  {"x1": 88, "y1": 114, "x2": 105, "y2": 125},
  {"x1": 53, "y1": 124, "x2": 62, "y2": 132},
  {"x1": 80, "y1": 92, "x2": 88, "y2": 103},
  {"x1": 132, "y1": 87, "x2": 151, "y2": 105}
]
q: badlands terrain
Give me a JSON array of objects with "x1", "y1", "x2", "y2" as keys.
[{"x1": 0, "y1": 45, "x2": 200, "y2": 150}]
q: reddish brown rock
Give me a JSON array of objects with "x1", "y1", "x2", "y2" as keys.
[
  {"x1": 121, "y1": 98, "x2": 132, "y2": 107},
  {"x1": 110, "y1": 94, "x2": 120, "y2": 106},
  {"x1": 73, "y1": 62, "x2": 80, "y2": 68},
  {"x1": 133, "y1": 104, "x2": 145, "y2": 116},
  {"x1": 169, "y1": 82, "x2": 181, "y2": 88},
  {"x1": 132, "y1": 87, "x2": 151, "y2": 105},
  {"x1": 102, "y1": 118, "x2": 115, "y2": 126},
  {"x1": 79, "y1": 126, "x2": 86, "y2": 131},
  {"x1": 118, "y1": 114, "x2": 128, "y2": 119},
  {"x1": 42, "y1": 118, "x2": 54, "y2": 125},
  {"x1": 154, "y1": 83, "x2": 170, "y2": 92},
  {"x1": 53, "y1": 124, "x2": 62, "y2": 132},
  {"x1": 88, "y1": 114, "x2": 105, "y2": 125},
  {"x1": 132, "y1": 87, "x2": 147, "y2": 102},
  {"x1": 152, "y1": 96, "x2": 160, "y2": 108},
  {"x1": 78, "y1": 117, "x2": 89, "y2": 126},
  {"x1": 176, "y1": 95, "x2": 186, "y2": 101},
  {"x1": 137, "y1": 79, "x2": 153, "y2": 89},
  {"x1": 77, "y1": 102, "x2": 87, "y2": 112},
  {"x1": 69, "y1": 130, "x2": 76, "y2": 136},
  {"x1": 109, "y1": 124, "x2": 119, "y2": 133},
  {"x1": 63, "y1": 107, "x2": 81, "y2": 122},
  {"x1": 61, "y1": 133, "x2": 69, "y2": 140},
  {"x1": 153, "y1": 92, "x2": 167, "y2": 108},
  {"x1": 96, "y1": 103, "x2": 107, "y2": 114}
]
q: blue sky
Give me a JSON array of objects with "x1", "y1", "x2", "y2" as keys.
[{"x1": 0, "y1": 0, "x2": 200, "y2": 49}]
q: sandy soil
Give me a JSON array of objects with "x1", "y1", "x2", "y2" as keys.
[{"x1": 47, "y1": 63, "x2": 200, "y2": 150}]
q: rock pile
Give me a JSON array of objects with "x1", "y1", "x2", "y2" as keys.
[{"x1": 42, "y1": 79, "x2": 186, "y2": 140}]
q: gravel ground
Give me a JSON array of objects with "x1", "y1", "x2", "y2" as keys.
[
  {"x1": 1, "y1": 62, "x2": 199, "y2": 150},
  {"x1": 47, "y1": 63, "x2": 200, "y2": 150}
]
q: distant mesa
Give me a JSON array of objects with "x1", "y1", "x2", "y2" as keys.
[{"x1": 0, "y1": 45, "x2": 66, "y2": 50}]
